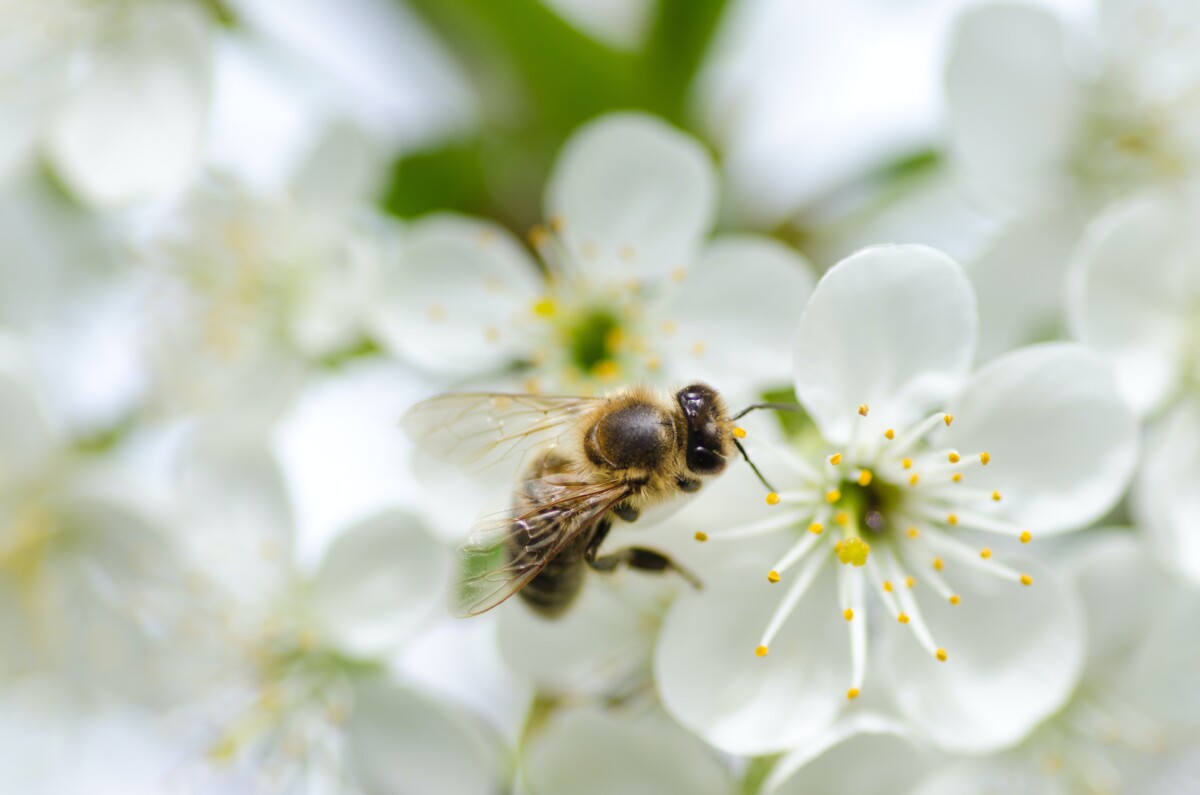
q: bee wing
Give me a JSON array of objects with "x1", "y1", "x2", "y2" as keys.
[
  {"x1": 401, "y1": 392, "x2": 602, "y2": 478},
  {"x1": 452, "y1": 478, "x2": 632, "y2": 617}
]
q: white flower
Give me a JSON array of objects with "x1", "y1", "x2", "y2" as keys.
[
  {"x1": 911, "y1": 533, "x2": 1200, "y2": 795},
  {"x1": 0, "y1": 0, "x2": 214, "y2": 206},
  {"x1": 945, "y1": 0, "x2": 1200, "y2": 214},
  {"x1": 174, "y1": 433, "x2": 504, "y2": 795},
  {"x1": 1068, "y1": 190, "x2": 1200, "y2": 583},
  {"x1": 370, "y1": 112, "x2": 814, "y2": 399},
  {"x1": 654, "y1": 245, "x2": 1139, "y2": 755}
]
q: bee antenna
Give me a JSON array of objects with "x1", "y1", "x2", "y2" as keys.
[
  {"x1": 732, "y1": 401, "x2": 804, "y2": 421},
  {"x1": 733, "y1": 437, "x2": 777, "y2": 494}
]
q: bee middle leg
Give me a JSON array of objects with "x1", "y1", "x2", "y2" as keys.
[{"x1": 584, "y1": 522, "x2": 702, "y2": 589}]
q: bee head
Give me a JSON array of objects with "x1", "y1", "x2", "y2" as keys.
[{"x1": 676, "y1": 383, "x2": 730, "y2": 476}]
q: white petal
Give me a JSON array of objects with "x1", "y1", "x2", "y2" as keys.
[
  {"x1": 878, "y1": 557, "x2": 1085, "y2": 753},
  {"x1": 793, "y1": 245, "x2": 976, "y2": 444},
  {"x1": 658, "y1": 235, "x2": 814, "y2": 394},
  {"x1": 1067, "y1": 193, "x2": 1199, "y2": 417},
  {"x1": 912, "y1": 756, "x2": 1070, "y2": 795},
  {"x1": 546, "y1": 113, "x2": 717, "y2": 283},
  {"x1": 1134, "y1": 398, "x2": 1200, "y2": 584},
  {"x1": 0, "y1": 337, "x2": 54, "y2": 470},
  {"x1": 45, "y1": 3, "x2": 213, "y2": 206},
  {"x1": 944, "y1": 3, "x2": 1079, "y2": 209},
  {"x1": 310, "y1": 510, "x2": 448, "y2": 656},
  {"x1": 291, "y1": 121, "x2": 383, "y2": 210},
  {"x1": 765, "y1": 715, "x2": 929, "y2": 795},
  {"x1": 368, "y1": 214, "x2": 542, "y2": 375},
  {"x1": 655, "y1": 561, "x2": 848, "y2": 756},
  {"x1": 942, "y1": 343, "x2": 1139, "y2": 535},
  {"x1": 969, "y1": 209, "x2": 1086, "y2": 363},
  {"x1": 522, "y1": 708, "x2": 733, "y2": 795},
  {"x1": 346, "y1": 680, "x2": 503, "y2": 795}
]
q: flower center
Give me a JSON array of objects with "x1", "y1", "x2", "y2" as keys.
[
  {"x1": 700, "y1": 404, "x2": 1037, "y2": 700},
  {"x1": 563, "y1": 305, "x2": 623, "y2": 375}
]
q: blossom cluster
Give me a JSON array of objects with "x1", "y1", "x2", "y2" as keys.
[{"x1": 3, "y1": 1, "x2": 1200, "y2": 794}]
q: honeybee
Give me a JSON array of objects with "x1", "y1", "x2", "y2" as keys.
[{"x1": 403, "y1": 383, "x2": 775, "y2": 618}]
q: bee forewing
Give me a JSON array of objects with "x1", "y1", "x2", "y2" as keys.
[
  {"x1": 401, "y1": 393, "x2": 600, "y2": 480},
  {"x1": 449, "y1": 477, "x2": 631, "y2": 617}
]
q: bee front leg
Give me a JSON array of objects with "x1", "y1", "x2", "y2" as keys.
[
  {"x1": 586, "y1": 546, "x2": 703, "y2": 591},
  {"x1": 612, "y1": 502, "x2": 640, "y2": 523}
]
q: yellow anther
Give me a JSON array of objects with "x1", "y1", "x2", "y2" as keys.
[
  {"x1": 932, "y1": 557, "x2": 944, "y2": 571},
  {"x1": 829, "y1": 453, "x2": 843, "y2": 465},
  {"x1": 765, "y1": 492, "x2": 780, "y2": 506},
  {"x1": 661, "y1": 320, "x2": 677, "y2": 335},
  {"x1": 691, "y1": 340, "x2": 707, "y2": 356},
  {"x1": 908, "y1": 474, "x2": 920, "y2": 486},
  {"x1": 670, "y1": 267, "x2": 687, "y2": 283},
  {"x1": 906, "y1": 526, "x2": 920, "y2": 539},
  {"x1": 843, "y1": 608, "x2": 854, "y2": 621},
  {"x1": 834, "y1": 511, "x2": 849, "y2": 526},
  {"x1": 427, "y1": 304, "x2": 446, "y2": 322},
  {"x1": 732, "y1": 426, "x2": 747, "y2": 439},
  {"x1": 522, "y1": 377, "x2": 541, "y2": 394},
  {"x1": 943, "y1": 414, "x2": 954, "y2": 426},
  {"x1": 885, "y1": 428, "x2": 895, "y2": 440},
  {"x1": 947, "y1": 513, "x2": 958, "y2": 526},
  {"x1": 883, "y1": 580, "x2": 894, "y2": 592},
  {"x1": 834, "y1": 540, "x2": 843, "y2": 553},
  {"x1": 992, "y1": 490, "x2": 1002, "y2": 502},
  {"x1": 980, "y1": 451, "x2": 991, "y2": 465},
  {"x1": 936, "y1": 648, "x2": 948, "y2": 662},
  {"x1": 532, "y1": 297, "x2": 557, "y2": 317},
  {"x1": 592, "y1": 360, "x2": 620, "y2": 380},
  {"x1": 694, "y1": 531, "x2": 708, "y2": 542},
  {"x1": 528, "y1": 225, "x2": 549, "y2": 247},
  {"x1": 948, "y1": 452, "x2": 961, "y2": 463},
  {"x1": 902, "y1": 458, "x2": 913, "y2": 469},
  {"x1": 847, "y1": 688, "x2": 860, "y2": 700},
  {"x1": 767, "y1": 570, "x2": 781, "y2": 584},
  {"x1": 755, "y1": 645, "x2": 769, "y2": 657},
  {"x1": 905, "y1": 576, "x2": 915, "y2": 588},
  {"x1": 548, "y1": 214, "x2": 565, "y2": 231},
  {"x1": 857, "y1": 469, "x2": 873, "y2": 487},
  {"x1": 951, "y1": 473, "x2": 963, "y2": 483},
  {"x1": 949, "y1": 594, "x2": 961, "y2": 605},
  {"x1": 825, "y1": 489, "x2": 842, "y2": 503},
  {"x1": 808, "y1": 522, "x2": 824, "y2": 535},
  {"x1": 619, "y1": 244, "x2": 635, "y2": 261},
  {"x1": 484, "y1": 326, "x2": 501, "y2": 343},
  {"x1": 1020, "y1": 574, "x2": 1034, "y2": 586},
  {"x1": 646, "y1": 355, "x2": 661, "y2": 371},
  {"x1": 1020, "y1": 531, "x2": 1032, "y2": 544},
  {"x1": 837, "y1": 537, "x2": 870, "y2": 567},
  {"x1": 897, "y1": 612, "x2": 910, "y2": 624},
  {"x1": 858, "y1": 404, "x2": 870, "y2": 416},
  {"x1": 980, "y1": 548, "x2": 992, "y2": 559}
]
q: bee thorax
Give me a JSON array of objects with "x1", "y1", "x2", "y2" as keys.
[{"x1": 585, "y1": 403, "x2": 675, "y2": 471}]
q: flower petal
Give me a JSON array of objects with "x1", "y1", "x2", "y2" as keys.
[
  {"x1": 793, "y1": 245, "x2": 976, "y2": 444},
  {"x1": 546, "y1": 113, "x2": 716, "y2": 283},
  {"x1": 522, "y1": 708, "x2": 734, "y2": 795},
  {"x1": 45, "y1": 3, "x2": 213, "y2": 207},
  {"x1": 765, "y1": 715, "x2": 929, "y2": 795},
  {"x1": 0, "y1": 337, "x2": 54, "y2": 470},
  {"x1": 369, "y1": 214, "x2": 542, "y2": 375},
  {"x1": 944, "y1": 2, "x2": 1078, "y2": 209},
  {"x1": 942, "y1": 343, "x2": 1138, "y2": 535},
  {"x1": 310, "y1": 510, "x2": 448, "y2": 656},
  {"x1": 346, "y1": 680, "x2": 504, "y2": 795},
  {"x1": 655, "y1": 561, "x2": 848, "y2": 756},
  {"x1": 1067, "y1": 193, "x2": 1199, "y2": 417},
  {"x1": 658, "y1": 235, "x2": 814, "y2": 395},
  {"x1": 1133, "y1": 397, "x2": 1200, "y2": 584},
  {"x1": 878, "y1": 557, "x2": 1085, "y2": 753}
]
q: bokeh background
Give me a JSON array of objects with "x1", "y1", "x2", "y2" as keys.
[{"x1": 4, "y1": 0, "x2": 1198, "y2": 793}]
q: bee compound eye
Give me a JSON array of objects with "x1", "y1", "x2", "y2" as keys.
[{"x1": 687, "y1": 445, "x2": 724, "y2": 475}]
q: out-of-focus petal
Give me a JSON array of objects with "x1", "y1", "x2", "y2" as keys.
[
  {"x1": 546, "y1": 113, "x2": 716, "y2": 284},
  {"x1": 941, "y1": 343, "x2": 1138, "y2": 535},
  {"x1": 369, "y1": 215, "x2": 541, "y2": 375},
  {"x1": 310, "y1": 510, "x2": 448, "y2": 656},
  {"x1": 658, "y1": 235, "x2": 813, "y2": 396},
  {"x1": 45, "y1": 2, "x2": 213, "y2": 206},
  {"x1": 793, "y1": 245, "x2": 976, "y2": 444},
  {"x1": 765, "y1": 715, "x2": 929, "y2": 795},
  {"x1": 1134, "y1": 397, "x2": 1200, "y2": 584},
  {"x1": 945, "y1": 3, "x2": 1078, "y2": 208},
  {"x1": 522, "y1": 708, "x2": 734, "y2": 795},
  {"x1": 878, "y1": 557, "x2": 1085, "y2": 753}
]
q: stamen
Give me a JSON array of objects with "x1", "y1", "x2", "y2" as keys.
[
  {"x1": 847, "y1": 688, "x2": 860, "y2": 700},
  {"x1": 980, "y1": 548, "x2": 992, "y2": 559},
  {"x1": 897, "y1": 543, "x2": 958, "y2": 603},
  {"x1": 912, "y1": 524, "x2": 1026, "y2": 583},
  {"x1": 756, "y1": 551, "x2": 828, "y2": 655},
  {"x1": 768, "y1": 570, "x2": 781, "y2": 584},
  {"x1": 769, "y1": 531, "x2": 823, "y2": 577},
  {"x1": 882, "y1": 547, "x2": 942, "y2": 657},
  {"x1": 829, "y1": 453, "x2": 843, "y2": 465},
  {"x1": 836, "y1": 537, "x2": 870, "y2": 567},
  {"x1": 765, "y1": 492, "x2": 781, "y2": 506},
  {"x1": 1020, "y1": 574, "x2": 1034, "y2": 586},
  {"x1": 844, "y1": 567, "x2": 868, "y2": 695},
  {"x1": 532, "y1": 297, "x2": 557, "y2": 317},
  {"x1": 884, "y1": 428, "x2": 895, "y2": 440},
  {"x1": 694, "y1": 531, "x2": 708, "y2": 542},
  {"x1": 858, "y1": 404, "x2": 869, "y2": 416},
  {"x1": 703, "y1": 510, "x2": 807, "y2": 540},
  {"x1": 808, "y1": 522, "x2": 824, "y2": 535},
  {"x1": 732, "y1": 426, "x2": 747, "y2": 439},
  {"x1": 936, "y1": 648, "x2": 948, "y2": 662},
  {"x1": 866, "y1": 558, "x2": 902, "y2": 618},
  {"x1": 902, "y1": 458, "x2": 913, "y2": 469},
  {"x1": 943, "y1": 414, "x2": 954, "y2": 426},
  {"x1": 857, "y1": 469, "x2": 873, "y2": 487},
  {"x1": 913, "y1": 507, "x2": 1030, "y2": 540},
  {"x1": 980, "y1": 451, "x2": 991, "y2": 465},
  {"x1": 948, "y1": 451, "x2": 961, "y2": 463},
  {"x1": 825, "y1": 489, "x2": 841, "y2": 503},
  {"x1": 891, "y1": 411, "x2": 953, "y2": 455},
  {"x1": 1020, "y1": 531, "x2": 1032, "y2": 544}
]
